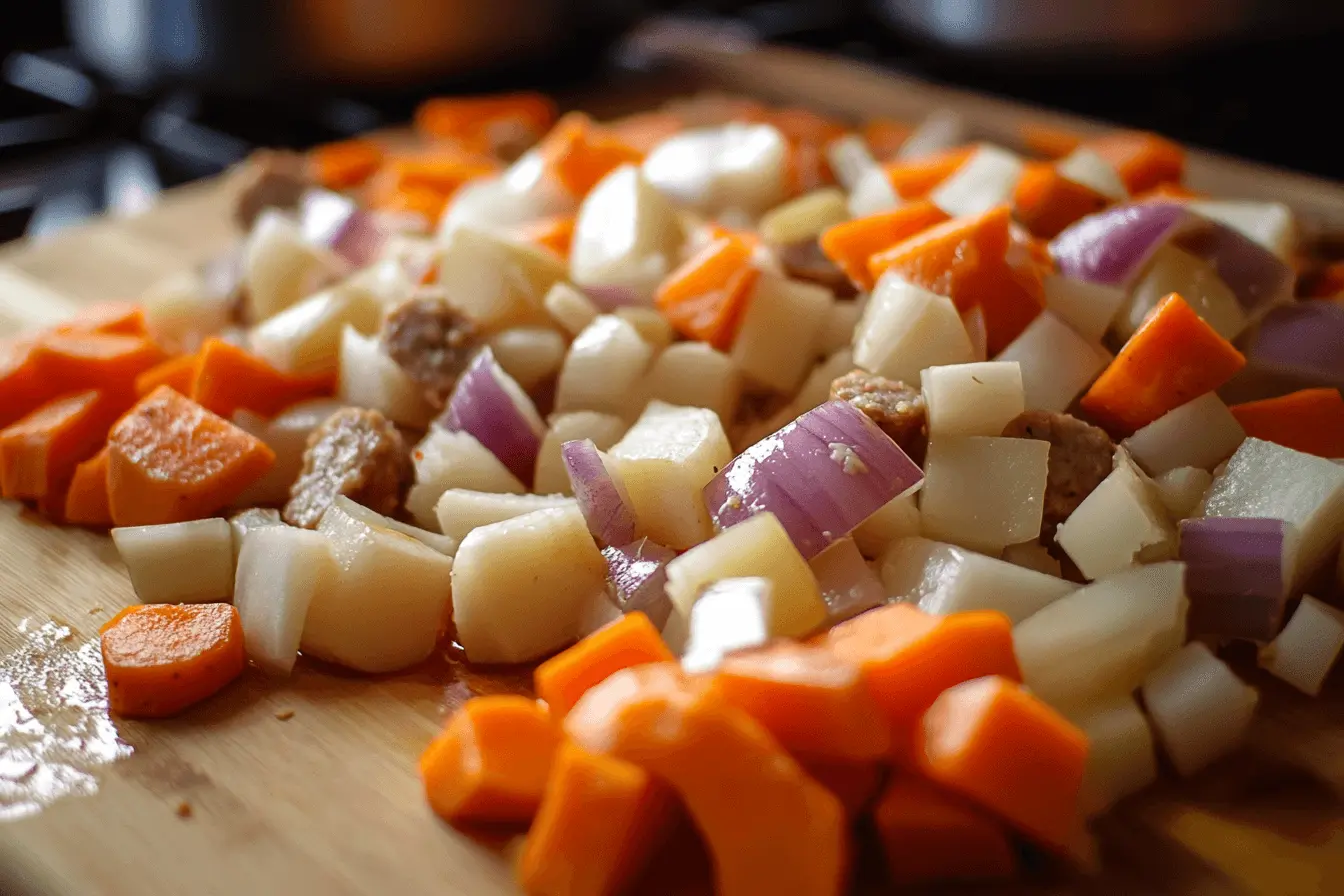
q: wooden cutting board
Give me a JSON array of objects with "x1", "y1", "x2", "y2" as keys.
[{"x1": 2, "y1": 39, "x2": 1344, "y2": 896}]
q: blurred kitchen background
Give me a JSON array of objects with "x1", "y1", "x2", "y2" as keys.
[{"x1": 1, "y1": 0, "x2": 1342, "y2": 243}]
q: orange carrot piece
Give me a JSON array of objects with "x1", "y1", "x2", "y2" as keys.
[
  {"x1": 655, "y1": 234, "x2": 760, "y2": 351},
  {"x1": 106, "y1": 385, "x2": 276, "y2": 526},
  {"x1": 190, "y1": 337, "x2": 332, "y2": 418},
  {"x1": 33, "y1": 332, "x2": 169, "y2": 396},
  {"x1": 1079, "y1": 292, "x2": 1246, "y2": 435},
  {"x1": 867, "y1": 205, "x2": 1045, "y2": 355},
  {"x1": 64, "y1": 446, "x2": 112, "y2": 527},
  {"x1": 882, "y1": 146, "x2": 974, "y2": 200},
  {"x1": 100, "y1": 603, "x2": 246, "y2": 718},
  {"x1": 375, "y1": 151, "x2": 501, "y2": 198},
  {"x1": 825, "y1": 605, "x2": 1020, "y2": 762},
  {"x1": 310, "y1": 138, "x2": 384, "y2": 190},
  {"x1": 369, "y1": 184, "x2": 450, "y2": 224},
  {"x1": 518, "y1": 214, "x2": 577, "y2": 259},
  {"x1": 1019, "y1": 123, "x2": 1083, "y2": 160},
  {"x1": 134, "y1": 353, "x2": 200, "y2": 397},
  {"x1": 516, "y1": 742, "x2": 675, "y2": 896},
  {"x1": 540, "y1": 113, "x2": 645, "y2": 198},
  {"x1": 800, "y1": 759, "x2": 885, "y2": 820},
  {"x1": 918, "y1": 675, "x2": 1088, "y2": 854},
  {"x1": 606, "y1": 111, "x2": 684, "y2": 154},
  {"x1": 419, "y1": 695, "x2": 558, "y2": 825},
  {"x1": 0, "y1": 338, "x2": 51, "y2": 429},
  {"x1": 770, "y1": 108, "x2": 847, "y2": 147},
  {"x1": 1136, "y1": 181, "x2": 1202, "y2": 202},
  {"x1": 535, "y1": 613, "x2": 675, "y2": 719},
  {"x1": 414, "y1": 94, "x2": 556, "y2": 145},
  {"x1": 707, "y1": 641, "x2": 891, "y2": 762},
  {"x1": 1229, "y1": 388, "x2": 1344, "y2": 458},
  {"x1": 1012, "y1": 162, "x2": 1111, "y2": 239},
  {"x1": 862, "y1": 119, "x2": 912, "y2": 160},
  {"x1": 564, "y1": 664, "x2": 848, "y2": 896},
  {"x1": 55, "y1": 302, "x2": 148, "y2": 337},
  {"x1": 872, "y1": 774, "x2": 1018, "y2": 885},
  {"x1": 1084, "y1": 131, "x2": 1185, "y2": 195},
  {"x1": 0, "y1": 390, "x2": 123, "y2": 501},
  {"x1": 819, "y1": 201, "x2": 950, "y2": 291}
]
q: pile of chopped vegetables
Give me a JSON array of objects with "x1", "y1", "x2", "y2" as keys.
[{"x1": 4, "y1": 88, "x2": 1344, "y2": 893}]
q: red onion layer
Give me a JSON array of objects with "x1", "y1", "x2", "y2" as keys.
[
  {"x1": 438, "y1": 347, "x2": 543, "y2": 485},
  {"x1": 603, "y1": 538, "x2": 676, "y2": 629},
  {"x1": 1180, "y1": 516, "x2": 1293, "y2": 642},
  {"x1": 563, "y1": 439, "x2": 639, "y2": 547}
]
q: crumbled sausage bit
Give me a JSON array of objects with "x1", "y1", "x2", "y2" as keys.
[
  {"x1": 231, "y1": 149, "x2": 312, "y2": 230},
  {"x1": 283, "y1": 407, "x2": 412, "y2": 529},
  {"x1": 1001, "y1": 410, "x2": 1115, "y2": 541},
  {"x1": 381, "y1": 291, "x2": 480, "y2": 408},
  {"x1": 830, "y1": 370, "x2": 928, "y2": 464},
  {"x1": 176, "y1": 801, "x2": 193, "y2": 819},
  {"x1": 774, "y1": 240, "x2": 858, "y2": 299}
]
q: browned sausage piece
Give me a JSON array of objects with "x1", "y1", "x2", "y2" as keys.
[
  {"x1": 283, "y1": 407, "x2": 412, "y2": 529},
  {"x1": 232, "y1": 149, "x2": 312, "y2": 230},
  {"x1": 1001, "y1": 410, "x2": 1115, "y2": 540},
  {"x1": 380, "y1": 291, "x2": 480, "y2": 408},
  {"x1": 830, "y1": 370, "x2": 927, "y2": 464},
  {"x1": 773, "y1": 240, "x2": 858, "y2": 299}
]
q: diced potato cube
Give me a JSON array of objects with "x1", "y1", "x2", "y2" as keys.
[
  {"x1": 229, "y1": 507, "x2": 282, "y2": 561},
  {"x1": 554, "y1": 315, "x2": 655, "y2": 417},
  {"x1": 1152, "y1": 466, "x2": 1213, "y2": 519},
  {"x1": 406, "y1": 430, "x2": 526, "y2": 530},
  {"x1": 1041, "y1": 274, "x2": 1127, "y2": 343},
  {"x1": 487, "y1": 327, "x2": 568, "y2": 391},
  {"x1": 642, "y1": 123, "x2": 788, "y2": 217},
  {"x1": 1257, "y1": 595, "x2": 1344, "y2": 696},
  {"x1": 542, "y1": 281, "x2": 598, "y2": 336},
  {"x1": 435, "y1": 490, "x2": 575, "y2": 543},
  {"x1": 1122, "y1": 245, "x2": 1247, "y2": 341},
  {"x1": 1055, "y1": 452, "x2": 1176, "y2": 581},
  {"x1": 249, "y1": 282, "x2": 384, "y2": 377},
  {"x1": 920, "y1": 436, "x2": 1050, "y2": 555},
  {"x1": 880, "y1": 536, "x2": 1075, "y2": 623},
  {"x1": 791, "y1": 349, "x2": 856, "y2": 416},
  {"x1": 613, "y1": 307, "x2": 674, "y2": 352},
  {"x1": 854, "y1": 275, "x2": 975, "y2": 386},
  {"x1": 1071, "y1": 696, "x2": 1157, "y2": 817},
  {"x1": 452, "y1": 505, "x2": 609, "y2": 664},
  {"x1": 234, "y1": 524, "x2": 337, "y2": 675},
  {"x1": 338, "y1": 325, "x2": 433, "y2": 428},
  {"x1": 608, "y1": 401, "x2": 731, "y2": 550},
  {"x1": 1000, "y1": 541, "x2": 1062, "y2": 577},
  {"x1": 681, "y1": 577, "x2": 772, "y2": 672},
  {"x1": 231, "y1": 399, "x2": 346, "y2": 508},
  {"x1": 243, "y1": 210, "x2": 344, "y2": 323},
  {"x1": 1055, "y1": 148, "x2": 1127, "y2": 201},
  {"x1": 826, "y1": 134, "x2": 879, "y2": 192},
  {"x1": 759, "y1": 188, "x2": 849, "y2": 245},
  {"x1": 438, "y1": 150, "x2": 575, "y2": 239},
  {"x1": 851, "y1": 493, "x2": 921, "y2": 559},
  {"x1": 1188, "y1": 199, "x2": 1297, "y2": 263},
  {"x1": 434, "y1": 227, "x2": 563, "y2": 331},
  {"x1": 995, "y1": 311, "x2": 1110, "y2": 413},
  {"x1": 141, "y1": 270, "x2": 233, "y2": 353},
  {"x1": 1141, "y1": 642, "x2": 1257, "y2": 776},
  {"x1": 533, "y1": 411, "x2": 629, "y2": 496},
  {"x1": 928, "y1": 144, "x2": 1024, "y2": 218},
  {"x1": 921, "y1": 361, "x2": 1025, "y2": 438},
  {"x1": 334, "y1": 496, "x2": 456, "y2": 555},
  {"x1": 818, "y1": 299, "x2": 863, "y2": 358},
  {"x1": 112, "y1": 518, "x2": 235, "y2": 604},
  {"x1": 847, "y1": 165, "x2": 900, "y2": 217},
  {"x1": 809, "y1": 538, "x2": 886, "y2": 623},
  {"x1": 665, "y1": 512, "x2": 826, "y2": 638},
  {"x1": 642, "y1": 342, "x2": 741, "y2": 423},
  {"x1": 1198, "y1": 438, "x2": 1344, "y2": 590},
  {"x1": 570, "y1": 165, "x2": 684, "y2": 301},
  {"x1": 1123, "y1": 392, "x2": 1244, "y2": 476},
  {"x1": 730, "y1": 273, "x2": 832, "y2": 393}
]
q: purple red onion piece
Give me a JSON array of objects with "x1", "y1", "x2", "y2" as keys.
[
  {"x1": 299, "y1": 189, "x2": 388, "y2": 269},
  {"x1": 703, "y1": 400, "x2": 924, "y2": 560},
  {"x1": 582, "y1": 284, "x2": 643, "y2": 311},
  {"x1": 1180, "y1": 516, "x2": 1294, "y2": 642},
  {"x1": 1244, "y1": 302, "x2": 1344, "y2": 392},
  {"x1": 438, "y1": 348, "x2": 543, "y2": 485},
  {"x1": 603, "y1": 538, "x2": 676, "y2": 629},
  {"x1": 563, "y1": 439, "x2": 639, "y2": 547},
  {"x1": 1173, "y1": 219, "x2": 1293, "y2": 322},
  {"x1": 1050, "y1": 202, "x2": 1188, "y2": 287}
]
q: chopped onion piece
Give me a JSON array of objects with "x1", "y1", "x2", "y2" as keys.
[
  {"x1": 440, "y1": 347, "x2": 544, "y2": 486},
  {"x1": 543, "y1": 281, "x2": 599, "y2": 336},
  {"x1": 1121, "y1": 244, "x2": 1247, "y2": 341},
  {"x1": 1187, "y1": 200, "x2": 1296, "y2": 262},
  {"x1": 1140, "y1": 642, "x2": 1257, "y2": 776},
  {"x1": 929, "y1": 144, "x2": 1024, "y2": 218},
  {"x1": 1041, "y1": 274, "x2": 1127, "y2": 343},
  {"x1": 1241, "y1": 301, "x2": 1344, "y2": 394},
  {"x1": 896, "y1": 109, "x2": 966, "y2": 160},
  {"x1": 1071, "y1": 696, "x2": 1157, "y2": 817},
  {"x1": 533, "y1": 411, "x2": 628, "y2": 496},
  {"x1": 1180, "y1": 517, "x2": 1296, "y2": 642},
  {"x1": 680, "y1": 577, "x2": 772, "y2": 673},
  {"x1": 825, "y1": 134, "x2": 880, "y2": 192},
  {"x1": 603, "y1": 538, "x2": 676, "y2": 629},
  {"x1": 847, "y1": 165, "x2": 901, "y2": 218},
  {"x1": 1257, "y1": 595, "x2": 1344, "y2": 696},
  {"x1": 642, "y1": 123, "x2": 788, "y2": 217},
  {"x1": 809, "y1": 538, "x2": 887, "y2": 625},
  {"x1": 299, "y1": 189, "x2": 387, "y2": 269},
  {"x1": 1055, "y1": 148, "x2": 1127, "y2": 201},
  {"x1": 563, "y1": 439, "x2": 639, "y2": 547},
  {"x1": 1152, "y1": 466, "x2": 1213, "y2": 519},
  {"x1": 704, "y1": 400, "x2": 924, "y2": 560},
  {"x1": 1122, "y1": 392, "x2": 1245, "y2": 476}
]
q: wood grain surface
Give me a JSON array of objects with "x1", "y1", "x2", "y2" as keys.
[{"x1": 1, "y1": 42, "x2": 1343, "y2": 896}]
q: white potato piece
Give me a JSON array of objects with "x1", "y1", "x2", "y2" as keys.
[
  {"x1": 570, "y1": 165, "x2": 683, "y2": 301},
  {"x1": 1071, "y1": 696, "x2": 1157, "y2": 817},
  {"x1": 665, "y1": 512, "x2": 826, "y2": 638},
  {"x1": 243, "y1": 210, "x2": 345, "y2": 323},
  {"x1": 928, "y1": 144, "x2": 1024, "y2": 218},
  {"x1": 1001, "y1": 541, "x2": 1062, "y2": 577},
  {"x1": 818, "y1": 299, "x2": 864, "y2": 359},
  {"x1": 896, "y1": 109, "x2": 966, "y2": 160},
  {"x1": 249, "y1": 282, "x2": 383, "y2": 377},
  {"x1": 810, "y1": 538, "x2": 886, "y2": 624},
  {"x1": 1257, "y1": 595, "x2": 1344, "y2": 696},
  {"x1": 1123, "y1": 392, "x2": 1244, "y2": 476},
  {"x1": 919, "y1": 436, "x2": 1050, "y2": 555},
  {"x1": 140, "y1": 270, "x2": 233, "y2": 353},
  {"x1": 434, "y1": 227, "x2": 563, "y2": 332},
  {"x1": 452, "y1": 505, "x2": 609, "y2": 664},
  {"x1": 406, "y1": 429, "x2": 526, "y2": 530},
  {"x1": 334, "y1": 496, "x2": 456, "y2": 556},
  {"x1": 613, "y1": 307, "x2": 674, "y2": 352},
  {"x1": 852, "y1": 493, "x2": 921, "y2": 559},
  {"x1": 680, "y1": 578, "x2": 773, "y2": 673},
  {"x1": 1153, "y1": 466, "x2": 1213, "y2": 519},
  {"x1": 921, "y1": 361, "x2": 1025, "y2": 438},
  {"x1": 234, "y1": 525, "x2": 336, "y2": 675},
  {"x1": 730, "y1": 273, "x2": 832, "y2": 393},
  {"x1": 880, "y1": 536, "x2": 1075, "y2": 623},
  {"x1": 1014, "y1": 562, "x2": 1188, "y2": 713},
  {"x1": 543, "y1": 281, "x2": 598, "y2": 336},
  {"x1": 846, "y1": 165, "x2": 900, "y2": 217},
  {"x1": 995, "y1": 311, "x2": 1110, "y2": 412},
  {"x1": 854, "y1": 274, "x2": 975, "y2": 386},
  {"x1": 1041, "y1": 274, "x2": 1127, "y2": 343},
  {"x1": 435, "y1": 490, "x2": 575, "y2": 543},
  {"x1": 554, "y1": 315, "x2": 655, "y2": 417},
  {"x1": 1198, "y1": 438, "x2": 1344, "y2": 590},
  {"x1": 533, "y1": 411, "x2": 628, "y2": 496},
  {"x1": 229, "y1": 507, "x2": 282, "y2": 561},
  {"x1": 759, "y1": 188, "x2": 849, "y2": 245},
  {"x1": 642, "y1": 123, "x2": 788, "y2": 216},
  {"x1": 609, "y1": 402, "x2": 731, "y2": 550},
  {"x1": 1188, "y1": 199, "x2": 1297, "y2": 262},
  {"x1": 487, "y1": 327, "x2": 568, "y2": 392},
  {"x1": 825, "y1": 134, "x2": 880, "y2": 192},
  {"x1": 642, "y1": 342, "x2": 741, "y2": 423},
  {"x1": 112, "y1": 519, "x2": 235, "y2": 604},
  {"x1": 1122, "y1": 245, "x2": 1247, "y2": 341},
  {"x1": 1055, "y1": 453, "x2": 1176, "y2": 581},
  {"x1": 438, "y1": 150, "x2": 575, "y2": 239},
  {"x1": 1141, "y1": 642, "x2": 1258, "y2": 776},
  {"x1": 338, "y1": 326, "x2": 433, "y2": 428},
  {"x1": 231, "y1": 398, "x2": 346, "y2": 507},
  {"x1": 791, "y1": 349, "x2": 856, "y2": 416},
  {"x1": 304, "y1": 499, "x2": 454, "y2": 673},
  {"x1": 1055, "y1": 148, "x2": 1127, "y2": 201}
]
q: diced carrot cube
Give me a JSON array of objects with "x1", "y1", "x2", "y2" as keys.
[
  {"x1": 872, "y1": 774, "x2": 1018, "y2": 885},
  {"x1": 1012, "y1": 162, "x2": 1111, "y2": 239},
  {"x1": 1084, "y1": 131, "x2": 1184, "y2": 195},
  {"x1": 310, "y1": 138, "x2": 385, "y2": 190},
  {"x1": 800, "y1": 759, "x2": 885, "y2": 820},
  {"x1": 64, "y1": 446, "x2": 112, "y2": 527},
  {"x1": 862, "y1": 119, "x2": 912, "y2": 160},
  {"x1": 540, "y1": 113, "x2": 645, "y2": 198},
  {"x1": 654, "y1": 234, "x2": 760, "y2": 351},
  {"x1": 819, "y1": 201, "x2": 950, "y2": 291},
  {"x1": 0, "y1": 390, "x2": 124, "y2": 501},
  {"x1": 0, "y1": 338, "x2": 50, "y2": 429},
  {"x1": 134, "y1": 353, "x2": 201, "y2": 397},
  {"x1": 55, "y1": 302, "x2": 148, "y2": 337},
  {"x1": 33, "y1": 332, "x2": 169, "y2": 396},
  {"x1": 534, "y1": 612, "x2": 674, "y2": 718},
  {"x1": 1229, "y1": 388, "x2": 1344, "y2": 458},
  {"x1": 882, "y1": 147, "x2": 974, "y2": 200},
  {"x1": 189, "y1": 337, "x2": 333, "y2": 418}
]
